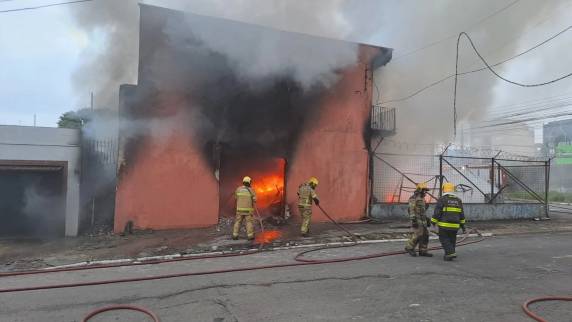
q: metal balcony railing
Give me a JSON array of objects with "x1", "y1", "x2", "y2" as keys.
[{"x1": 371, "y1": 106, "x2": 396, "y2": 136}]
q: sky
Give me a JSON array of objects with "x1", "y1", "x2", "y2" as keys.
[
  {"x1": 0, "y1": 0, "x2": 95, "y2": 127},
  {"x1": 0, "y1": 0, "x2": 571, "y2": 153}
]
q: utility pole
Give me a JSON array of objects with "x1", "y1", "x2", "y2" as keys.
[{"x1": 90, "y1": 91, "x2": 95, "y2": 230}]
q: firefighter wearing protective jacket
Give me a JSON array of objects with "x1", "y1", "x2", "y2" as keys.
[
  {"x1": 431, "y1": 182, "x2": 466, "y2": 261},
  {"x1": 232, "y1": 176, "x2": 257, "y2": 240},
  {"x1": 298, "y1": 177, "x2": 320, "y2": 237},
  {"x1": 405, "y1": 183, "x2": 433, "y2": 257}
]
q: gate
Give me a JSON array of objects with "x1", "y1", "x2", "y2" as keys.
[{"x1": 371, "y1": 148, "x2": 550, "y2": 217}]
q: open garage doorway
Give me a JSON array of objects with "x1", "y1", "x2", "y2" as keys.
[
  {"x1": 0, "y1": 162, "x2": 66, "y2": 238},
  {"x1": 219, "y1": 156, "x2": 286, "y2": 219}
]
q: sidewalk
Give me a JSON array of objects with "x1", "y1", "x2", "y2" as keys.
[{"x1": 1, "y1": 212, "x2": 571, "y2": 272}]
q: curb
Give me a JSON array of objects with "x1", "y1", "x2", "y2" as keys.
[{"x1": 32, "y1": 233, "x2": 492, "y2": 272}]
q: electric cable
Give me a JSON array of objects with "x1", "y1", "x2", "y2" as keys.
[
  {"x1": 391, "y1": 0, "x2": 522, "y2": 62},
  {"x1": 457, "y1": 31, "x2": 572, "y2": 88},
  {"x1": 380, "y1": 24, "x2": 572, "y2": 105},
  {"x1": 0, "y1": 0, "x2": 95, "y2": 13},
  {"x1": 453, "y1": 30, "x2": 572, "y2": 137}
]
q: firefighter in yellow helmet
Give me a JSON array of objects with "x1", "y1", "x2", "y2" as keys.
[
  {"x1": 405, "y1": 182, "x2": 433, "y2": 257},
  {"x1": 232, "y1": 176, "x2": 257, "y2": 240},
  {"x1": 431, "y1": 182, "x2": 466, "y2": 261},
  {"x1": 298, "y1": 177, "x2": 319, "y2": 237}
]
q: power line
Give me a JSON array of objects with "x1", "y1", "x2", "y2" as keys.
[
  {"x1": 468, "y1": 111, "x2": 572, "y2": 130},
  {"x1": 457, "y1": 31, "x2": 572, "y2": 87},
  {"x1": 452, "y1": 31, "x2": 572, "y2": 137},
  {"x1": 0, "y1": 0, "x2": 95, "y2": 13},
  {"x1": 478, "y1": 97, "x2": 572, "y2": 123},
  {"x1": 391, "y1": 0, "x2": 522, "y2": 62},
  {"x1": 380, "y1": 23, "x2": 572, "y2": 105}
]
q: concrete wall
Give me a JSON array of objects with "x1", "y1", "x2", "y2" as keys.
[
  {"x1": 370, "y1": 203, "x2": 543, "y2": 221},
  {"x1": 114, "y1": 126, "x2": 220, "y2": 232},
  {"x1": 0, "y1": 125, "x2": 82, "y2": 236},
  {"x1": 286, "y1": 49, "x2": 377, "y2": 222}
]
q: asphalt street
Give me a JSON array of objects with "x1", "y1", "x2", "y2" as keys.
[{"x1": 0, "y1": 232, "x2": 570, "y2": 322}]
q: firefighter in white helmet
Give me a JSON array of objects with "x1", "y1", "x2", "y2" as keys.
[
  {"x1": 232, "y1": 176, "x2": 257, "y2": 240},
  {"x1": 298, "y1": 177, "x2": 320, "y2": 237}
]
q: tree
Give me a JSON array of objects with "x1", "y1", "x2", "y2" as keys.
[{"x1": 57, "y1": 108, "x2": 97, "y2": 129}]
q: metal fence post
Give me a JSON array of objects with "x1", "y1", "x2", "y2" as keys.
[
  {"x1": 439, "y1": 155, "x2": 443, "y2": 197},
  {"x1": 490, "y1": 158, "x2": 495, "y2": 204},
  {"x1": 545, "y1": 159, "x2": 550, "y2": 218}
]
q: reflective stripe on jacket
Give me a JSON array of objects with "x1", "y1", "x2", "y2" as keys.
[
  {"x1": 297, "y1": 183, "x2": 318, "y2": 208},
  {"x1": 431, "y1": 193, "x2": 465, "y2": 230},
  {"x1": 236, "y1": 186, "x2": 256, "y2": 213}
]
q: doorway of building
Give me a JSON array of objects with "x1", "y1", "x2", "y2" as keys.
[
  {"x1": 0, "y1": 163, "x2": 66, "y2": 238},
  {"x1": 219, "y1": 156, "x2": 286, "y2": 219}
]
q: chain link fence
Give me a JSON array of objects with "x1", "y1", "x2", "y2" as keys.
[{"x1": 372, "y1": 148, "x2": 549, "y2": 208}]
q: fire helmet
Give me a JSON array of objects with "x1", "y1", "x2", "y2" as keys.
[
  {"x1": 243, "y1": 176, "x2": 252, "y2": 185},
  {"x1": 442, "y1": 182, "x2": 455, "y2": 193},
  {"x1": 308, "y1": 177, "x2": 319, "y2": 186},
  {"x1": 416, "y1": 182, "x2": 428, "y2": 191}
]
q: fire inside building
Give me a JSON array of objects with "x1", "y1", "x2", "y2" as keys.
[{"x1": 114, "y1": 4, "x2": 393, "y2": 233}]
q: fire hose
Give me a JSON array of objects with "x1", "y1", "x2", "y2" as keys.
[
  {"x1": 254, "y1": 206, "x2": 265, "y2": 232},
  {"x1": 0, "y1": 211, "x2": 560, "y2": 321},
  {"x1": 82, "y1": 304, "x2": 160, "y2": 322},
  {"x1": 522, "y1": 297, "x2": 572, "y2": 322},
  {"x1": 316, "y1": 204, "x2": 359, "y2": 241}
]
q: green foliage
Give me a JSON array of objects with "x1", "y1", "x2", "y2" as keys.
[
  {"x1": 505, "y1": 191, "x2": 572, "y2": 203},
  {"x1": 57, "y1": 111, "x2": 84, "y2": 129}
]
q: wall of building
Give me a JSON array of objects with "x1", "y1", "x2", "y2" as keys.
[
  {"x1": 0, "y1": 125, "x2": 81, "y2": 236},
  {"x1": 286, "y1": 53, "x2": 374, "y2": 222},
  {"x1": 370, "y1": 203, "x2": 543, "y2": 221},
  {"x1": 114, "y1": 130, "x2": 220, "y2": 232},
  {"x1": 113, "y1": 5, "x2": 389, "y2": 232},
  {"x1": 114, "y1": 57, "x2": 375, "y2": 231}
]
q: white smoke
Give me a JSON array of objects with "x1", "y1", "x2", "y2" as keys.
[
  {"x1": 373, "y1": 0, "x2": 572, "y2": 155},
  {"x1": 70, "y1": 0, "x2": 385, "y2": 105}
]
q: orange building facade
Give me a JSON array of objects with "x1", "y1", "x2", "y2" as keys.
[{"x1": 114, "y1": 5, "x2": 392, "y2": 233}]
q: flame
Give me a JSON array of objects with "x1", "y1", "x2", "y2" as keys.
[
  {"x1": 252, "y1": 175, "x2": 284, "y2": 209},
  {"x1": 254, "y1": 230, "x2": 283, "y2": 244},
  {"x1": 384, "y1": 193, "x2": 395, "y2": 203}
]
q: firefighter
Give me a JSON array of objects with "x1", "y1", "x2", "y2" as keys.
[
  {"x1": 232, "y1": 176, "x2": 257, "y2": 240},
  {"x1": 431, "y1": 182, "x2": 466, "y2": 261},
  {"x1": 405, "y1": 183, "x2": 433, "y2": 257},
  {"x1": 298, "y1": 177, "x2": 320, "y2": 237}
]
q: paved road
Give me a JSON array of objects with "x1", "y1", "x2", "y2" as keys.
[{"x1": 0, "y1": 232, "x2": 570, "y2": 322}]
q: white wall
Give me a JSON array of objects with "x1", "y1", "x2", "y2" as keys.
[{"x1": 0, "y1": 125, "x2": 81, "y2": 236}]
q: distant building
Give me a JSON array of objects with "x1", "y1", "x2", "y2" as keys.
[
  {"x1": 0, "y1": 125, "x2": 81, "y2": 237},
  {"x1": 544, "y1": 118, "x2": 572, "y2": 163},
  {"x1": 544, "y1": 119, "x2": 572, "y2": 192}
]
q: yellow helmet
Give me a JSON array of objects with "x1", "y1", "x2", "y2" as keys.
[
  {"x1": 308, "y1": 177, "x2": 319, "y2": 186},
  {"x1": 243, "y1": 176, "x2": 252, "y2": 184},
  {"x1": 416, "y1": 182, "x2": 428, "y2": 191},
  {"x1": 442, "y1": 182, "x2": 455, "y2": 193}
]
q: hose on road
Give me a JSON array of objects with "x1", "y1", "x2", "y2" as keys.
[
  {"x1": 522, "y1": 296, "x2": 572, "y2": 322},
  {"x1": 316, "y1": 204, "x2": 359, "y2": 241},
  {"x1": 82, "y1": 304, "x2": 160, "y2": 322},
  {"x1": 0, "y1": 230, "x2": 485, "y2": 294},
  {"x1": 0, "y1": 212, "x2": 486, "y2": 321}
]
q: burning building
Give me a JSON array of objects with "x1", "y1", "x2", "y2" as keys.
[{"x1": 114, "y1": 4, "x2": 392, "y2": 232}]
